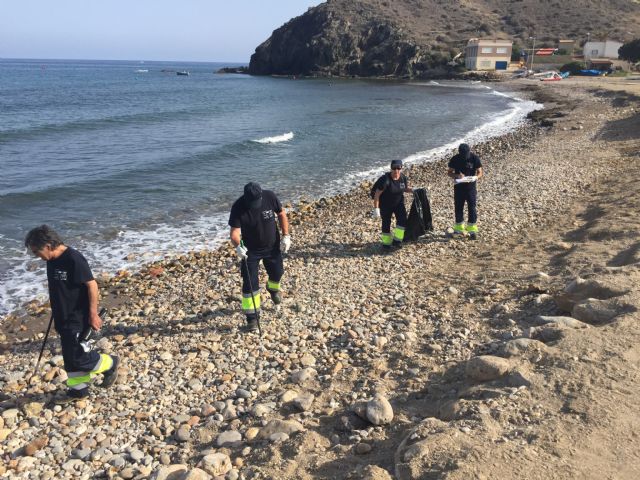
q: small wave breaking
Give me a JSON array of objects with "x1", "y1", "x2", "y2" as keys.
[{"x1": 252, "y1": 132, "x2": 294, "y2": 144}]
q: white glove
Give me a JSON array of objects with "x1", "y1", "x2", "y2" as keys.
[
  {"x1": 281, "y1": 235, "x2": 291, "y2": 253},
  {"x1": 235, "y1": 244, "x2": 248, "y2": 261},
  {"x1": 372, "y1": 208, "x2": 381, "y2": 218}
]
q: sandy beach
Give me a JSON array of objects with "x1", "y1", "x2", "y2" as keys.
[{"x1": 1, "y1": 77, "x2": 639, "y2": 479}]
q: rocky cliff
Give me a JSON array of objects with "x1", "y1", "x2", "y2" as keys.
[{"x1": 249, "y1": 0, "x2": 640, "y2": 78}]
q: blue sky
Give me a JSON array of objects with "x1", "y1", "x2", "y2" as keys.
[{"x1": 1, "y1": 0, "x2": 324, "y2": 62}]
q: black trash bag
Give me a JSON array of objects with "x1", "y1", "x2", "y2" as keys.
[{"x1": 404, "y1": 188, "x2": 433, "y2": 241}]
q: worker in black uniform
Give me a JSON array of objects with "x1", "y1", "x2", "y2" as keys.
[
  {"x1": 447, "y1": 143, "x2": 484, "y2": 239},
  {"x1": 25, "y1": 225, "x2": 119, "y2": 400},
  {"x1": 372, "y1": 159, "x2": 413, "y2": 250},
  {"x1": 229, "y1": 182, "x2": 291, "y2": 331}
]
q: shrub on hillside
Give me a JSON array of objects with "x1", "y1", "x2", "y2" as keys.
[{"x1": 619, "y1": 39, "x2": 640, "y2": 63}]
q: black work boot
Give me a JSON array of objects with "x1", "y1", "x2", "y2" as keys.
[
  {"x1": 55, "y1": 387, "x2": 89, "y2": 404},
  {"x1": 268, "y1": 289, "x2": 282, "y2": 305},
  {"x1": 100, "y1": 355, "x2": 119, "y2": 388},
  {"x1": 392, "y1": 240, "x2": 403, "y2": 249},
  {"x1": 242, "y1": 315, "x2": 259, "y2": 332}
]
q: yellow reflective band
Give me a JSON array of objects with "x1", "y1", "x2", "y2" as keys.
[
  {"x1": 465, "y1": 224, "x2": 478, "y2": 233},
  {"x1": 242, "y1": 292, "x2": 261, "y2": 311},
  {"x1": 66, "y1": 353, "x2": 114, "y2": 389},
  {"x1": 92, "y1": 354, "x2": 114, "y2": 375},
  {"x1": 67, "y1": 373, "x2": 91, "y2": 388},
  {"x1": 267, "y1": 280, "x2": 281, "y2": 291},
  {"x1": 381, "y1": 233, "x2": 393, "y2": 245},
  {"x1": 453, "y1": 223, "x2": 465, "y2": 232},
  {"x1": 393, "y1": 227, "x2": 405, "y2": 241}
]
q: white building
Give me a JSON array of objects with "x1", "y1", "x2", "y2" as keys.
[
  {"x1": 465, "y1": 38, "x2": 513, "y2": 71},
  {"x1": 583, "y1": 40, "x2": 623, "y2": 60}
]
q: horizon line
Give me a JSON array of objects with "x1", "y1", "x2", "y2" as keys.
[{"x1": 0, "y1": 56, "x2": 250, "y2": 64}]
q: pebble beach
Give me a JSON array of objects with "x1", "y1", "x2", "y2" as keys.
[{"x1": 1, "y1": 79, "x2": 639, "y2": 479}]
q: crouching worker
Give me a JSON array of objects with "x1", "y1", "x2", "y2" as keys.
[
  {"x1": 372, "y1": 159, "x2": 413, "y2": 250},
  {"x1": 229, "y1": 182, "x2": 291, "y2": 332},
  {"x1": 25, "y1": 225, "x2": 118, "y2": 401}
]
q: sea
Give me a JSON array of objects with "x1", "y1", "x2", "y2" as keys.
[{"x1": 0, "y1": 59, "x2": 539, "y2": 318}]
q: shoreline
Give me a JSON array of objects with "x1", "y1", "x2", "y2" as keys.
[
  {"x1": 0, "y1": 81, "x2": 539, "y2": 324},
  {"x1": 0, "y1": 81, "x2": 638, "y2": 478}
]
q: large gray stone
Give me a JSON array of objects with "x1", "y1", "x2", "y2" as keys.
[
  {"x1": 366, "y1": 394, "x2": 394, "y2": 425},
  {"x1": 257, "y1": 419, "x2": 304, "y2": 440},
  {"x1": 535, "y1": 315, "x2": 590, "y2": 329},
  {"x1": 152, "y1": 464, "x2": 188, "y2": 480},
  {"x1": 465, "y1": 355, "x2": 511, "y2": 382},
  {"x1": 216, "y1": 430, "x2": 242, "y2": 447},
  {"x1": 500, "y1": 338, "x2": 548, "y2": 357},
  {"x1": 199, "y1": 453, "x2": 232, "y2": 477},
  {"x1": 572, "y1": 298, "x2": 618, "y2": 325}
]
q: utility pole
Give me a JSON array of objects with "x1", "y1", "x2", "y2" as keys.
[{"x1": 529, "y1": 36, "x2": 536, "y2": 70}]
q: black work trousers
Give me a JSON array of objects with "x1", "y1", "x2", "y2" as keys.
[
  {"x1": 241, "y1": 247, "x2": 284, "y2": 294},
  {"x1": 454, "y1": 184, "x2": 477, "y2": 224},
  {"x1": 381, "y1": 202, "x2": 408, "y2": 233},
  {"x1": 59, "y1": 327, "x2": 101, "y2": 372}
]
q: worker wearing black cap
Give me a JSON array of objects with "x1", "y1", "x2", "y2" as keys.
[
  {"x1": 447, "y1": 143, "x2": 483, "y2": 239},
  {"x1": 229, "y1": 182, "x2": 291, "y2": 331},
  {"x1": 372, "y1": 160, "x2": 413, "y2": 250}
]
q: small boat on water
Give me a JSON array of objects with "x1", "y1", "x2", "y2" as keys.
[
  {"x1": 135, "y1": 69, "x2": 148, "y2": 73},
  {"x1": 176, "y1": 71, "x2": 190, "y2": 76}
]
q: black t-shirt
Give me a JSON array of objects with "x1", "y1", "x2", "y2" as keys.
[
  {"x1": 374, "y1": 173, "x2": 409, "y2": 207},
  {"x1": 46, "y1": 247, "x2": 94, "y2": 331},
  {"x1": 448, "y1": 152, "x2": 482, "y2": 186},
  {"x1": 228, "y1": 189, "x2": 283, "y2": 253}
]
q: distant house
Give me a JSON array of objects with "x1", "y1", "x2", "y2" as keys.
[
  {"x1": 583, "y1": 40, "x2": 623, "y2": 60},
  {"x1": 465, "y1": 39, "x2": 513, "y2": 71},
  {"x1": 558, "y1": 39, "x2": 575, "y2": 54}
]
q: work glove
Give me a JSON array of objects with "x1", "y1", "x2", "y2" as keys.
[
  {"x1": 281, "y1": 235, "x2": 292, "y2": 253},
  {"x1": 372, "y1": 208, "x2": 381, "y2": 218},
  {"x1": 235, "y1": 244, "x2": 248, "y2": 261}
]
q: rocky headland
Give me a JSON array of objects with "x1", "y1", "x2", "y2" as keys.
[
  {"x1": 1, "y1": 78, "x2": 639, "y2": 479},
  {"x1": 248, "y1": 0, "x2": 640, "y2": 78}
]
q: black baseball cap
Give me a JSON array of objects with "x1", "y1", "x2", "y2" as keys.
[
  {"x1": 243, "y1": 182, "x2": 263, "y2": 209},
  {"x1": 459, "y1": 143, "x2": 471, "y2": 159},
  {"x1": 390, "y1": 159, "x2": 403, "y2": 169}
]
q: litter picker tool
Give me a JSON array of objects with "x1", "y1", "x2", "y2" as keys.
[{"x1": 240, "y1": 242, "x2": 262, "y2": 336}]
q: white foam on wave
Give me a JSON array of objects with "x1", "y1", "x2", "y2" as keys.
[
  {"x1": 322, "y1": 87, "x2": 542, "y2": 195},
  {"x1": 252, "y1": 132, "x2": 294, "y2": 144},
  {"x1": 0, "y1": 87, "x2": 542, "y2": 319},
  {"x1": 0, "y1": 213, "x2": 230, "y2": 319}
]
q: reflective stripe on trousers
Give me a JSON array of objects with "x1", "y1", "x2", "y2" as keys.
[
  {"x1": 66, "y1": 353, "x2": 113, "y2": 390},
  {"x1": 242, "y1": 291, "x2": 261, "y2": 313},
  {"x1": 393, "y1": 226, "x2": 405, "y2": 242}
]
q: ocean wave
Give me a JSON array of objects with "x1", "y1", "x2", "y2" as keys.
[
  {"x1": 252, "y1": 132, "x2": 294, "y2": 144},
  {"x1": 0, "y1": 213, "x2": 230, "y2": 319},
  {"x1": 0, "y1": 107, "x2": 216, "y2": 143}
]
